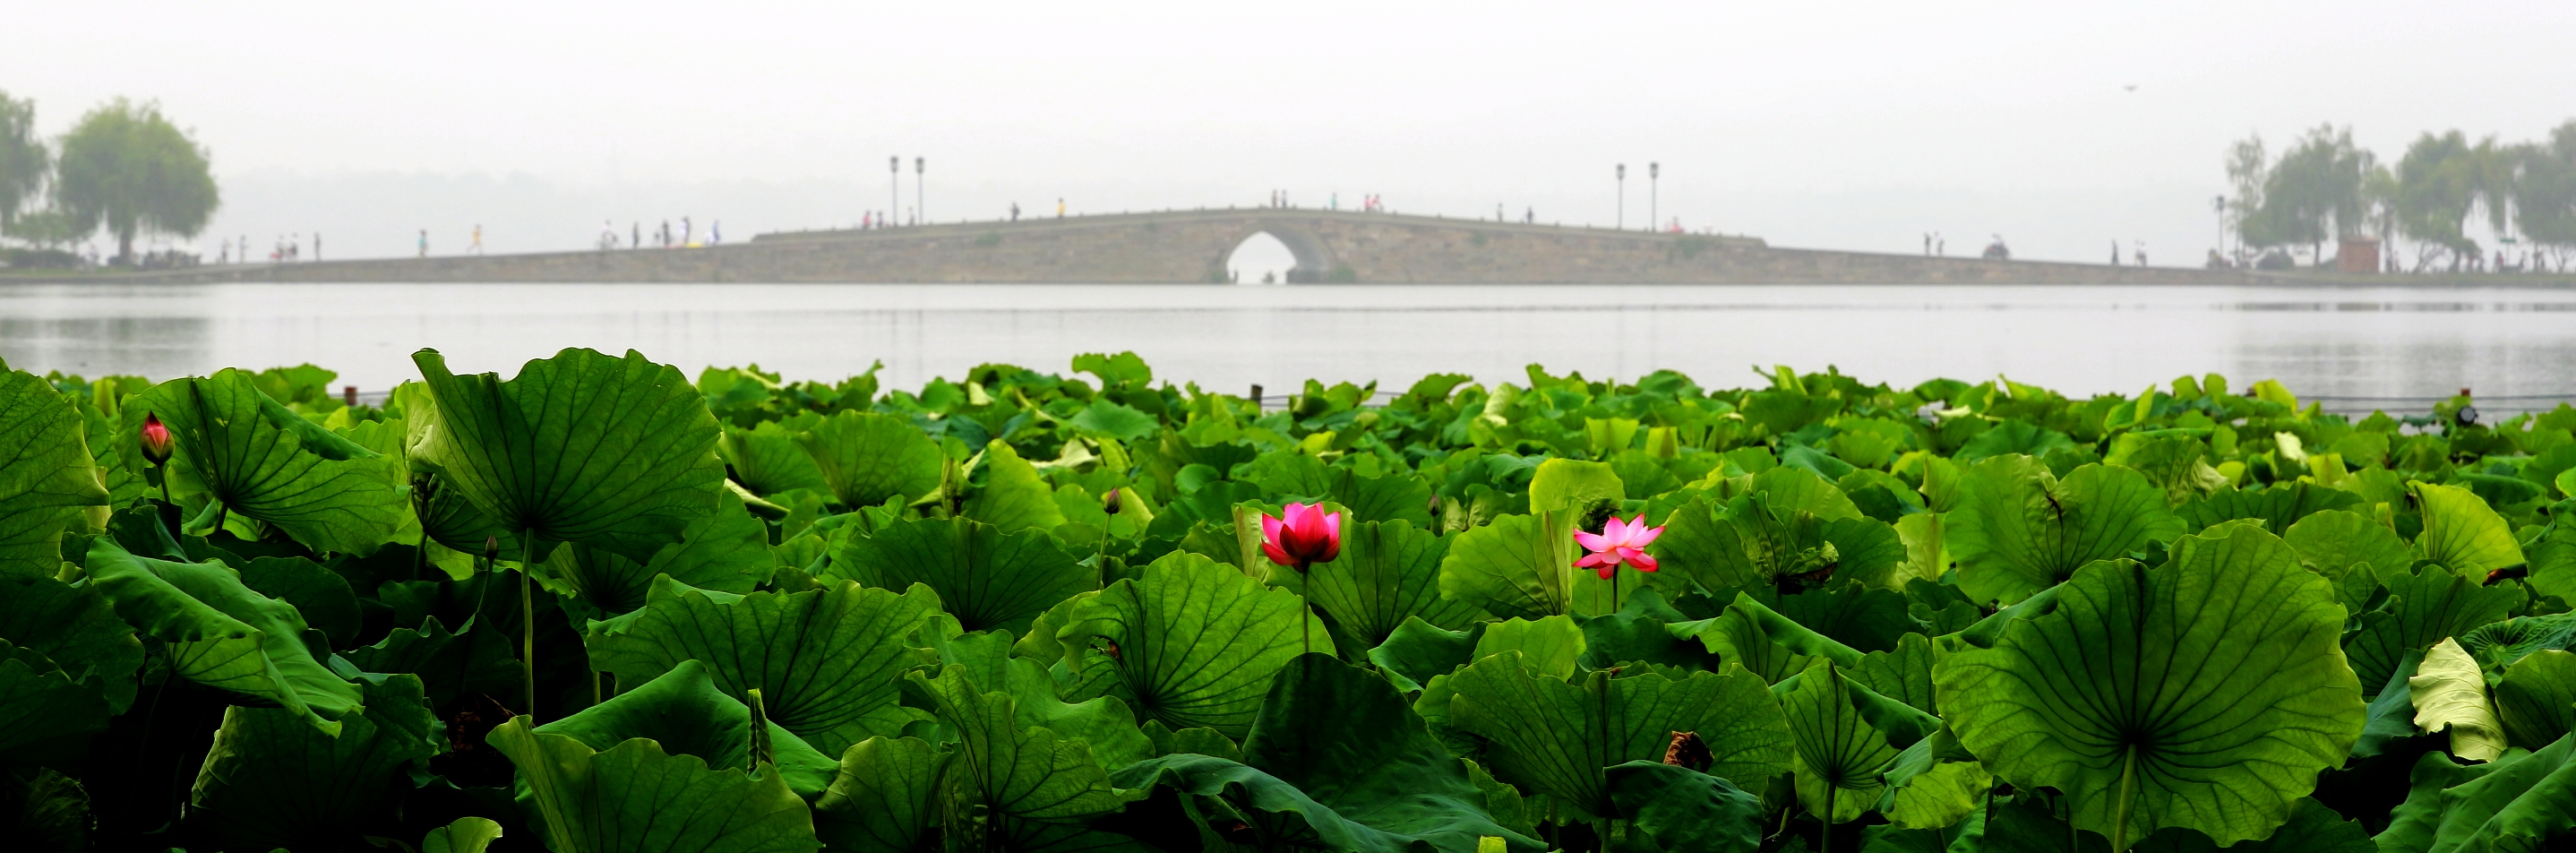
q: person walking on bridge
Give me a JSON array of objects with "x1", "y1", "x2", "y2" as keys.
[
  {"x1": 469, "y1": 225, "x2": 484, "y2": 254},
  {"x1": 1057, "y1": 198, "x2": 1065, "y2": 219},
  {"x1": 418, "y1": 229, "x2": 427, "y2": 258},
  {"x1": 1011, "y1": 202, "x2": 1020, "y2": 221}
]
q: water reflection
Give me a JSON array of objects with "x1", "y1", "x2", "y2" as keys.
[{"x1": 3, "y1": 282, "x2": 2572, "y2": 414}]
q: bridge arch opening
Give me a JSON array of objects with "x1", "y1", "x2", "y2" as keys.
[
  {"x1": 1225, "y1": 232, "x2": 1297, "y2": 285},
  {"x1": 1215, "y1": 227, "x2": 1334, "y2": 284}
]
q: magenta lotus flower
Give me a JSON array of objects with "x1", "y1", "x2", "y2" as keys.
[
  {"x1": 1260, "y1": 502, "x2": 1342, "y2": 572},
  {"x1": 139, "y1": 412, "x2": 174, "y2": 466},
  {"x1": 1575, "y1": 514, "x2": 1662, "y2": 579}
]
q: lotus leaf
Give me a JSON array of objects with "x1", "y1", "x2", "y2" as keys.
[
  {"x1": 488, "y1": 717, "x2": 820, "y2": 853},
  {"x1": 1934, "y1": 525, "x2": 2363, "y2": 849},
  {"x1": 0, "y1": 366, "x2": 108, "y2": 580},
  {"x1": 1946, "y1": 457, "x2": 2182, "y2": 605},
  {"x1": 829, "y1": 514, "x2": 1093, "y2": 633},
  {"x1": 1055, "y1": 551, "x2": 1327, "y2": 737},
  {"x1": 131, "y1": 368, "x2": 401, "y2": 554}
]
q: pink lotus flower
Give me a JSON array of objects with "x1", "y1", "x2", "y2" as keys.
[
  {"x1": 1575, "y1": 514, "x2": 1662, "y2": 579},
  {"x1": 1260, "y1": 503, "x2": 1342, "y2": 572},
  {"x1": 139, "y1": 412, "x2": 174, "y2": 466}
]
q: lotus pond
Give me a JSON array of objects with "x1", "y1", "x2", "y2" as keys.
[{"x1": 4, "y1": 349, "x2": 2574, "y2": 853}]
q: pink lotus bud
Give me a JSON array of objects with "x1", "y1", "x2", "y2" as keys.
[{"x1": 139, "y1": 413, "x2": 174, "y2": 466}]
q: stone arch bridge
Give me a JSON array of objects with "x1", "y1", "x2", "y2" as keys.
[{"x1": 48, "y1": 208, "x2": 2258, "y2": 285}]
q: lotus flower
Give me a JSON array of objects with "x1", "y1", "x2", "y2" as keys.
[
  {"x1": 1574, "y1": 514, "x2": 1662, "y2": 579},
  {"x1": 1260, "y1": 502, "x2": 1342, "y2": 572},
  {"x1": 139, "y1": 412, "x2": 174, "y2": 466}
]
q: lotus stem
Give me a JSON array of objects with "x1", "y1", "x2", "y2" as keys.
[
  {"x1": 1823, "y1": 781, "x2": 1834, "y2": 853},
  {"x1": 2111, "y1": 744, "x2": 2139, "y2": 852},
  {"x1": 521, "y1": 531, "x2": 538, "y2": 720},
  {"x1": 211, "y1": 503, "x2": 228, "y2": 539}
]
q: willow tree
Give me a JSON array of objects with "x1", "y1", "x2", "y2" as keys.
[{"x1": 52, "y1": 99, "x2": 219, "y2": 263}]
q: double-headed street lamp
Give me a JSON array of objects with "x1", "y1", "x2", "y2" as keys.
[
  {"x1": 889, "y1": 156, "x2": 900, "y2": 227},
  {"x1": 1649, "y1": 162, "x2": 1661, "y2": 231},
  {"x1": 1616, "y1": 163, "x2": 1627, "y2": 229},
  {"x1": 915, "y1": 157, "x2": 926, "y2": 224}
]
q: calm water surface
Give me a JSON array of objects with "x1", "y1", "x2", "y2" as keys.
[{"x1": 4, "y1": 282, "x2": 2574, "y2": 413}]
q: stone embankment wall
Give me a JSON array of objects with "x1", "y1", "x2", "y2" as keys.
[{"x1": 5, "y1": 210, "x2": 2272, "y2": 286}]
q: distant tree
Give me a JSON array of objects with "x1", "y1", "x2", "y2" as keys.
[
  {"x1": 2515, "y1": 121, "x2": 2576, "y2": 266},
  {"x1": 0, "y1": 90, "x2": 46, "y2": 237},
  {"x1": 53, "y1": 99, "x2": 219, "y2": 263},
  {"x1": 2237, "y1": 125, "x2": 2375, "y2": 263},
  {"x1": 2393, "y1": 132, "x2": 2486, "y2": 271},
  {"x1": 2224, "y1": 135, "x2": 2276, "y2": 250}
]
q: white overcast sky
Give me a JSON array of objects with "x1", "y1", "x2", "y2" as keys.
[{"x1": 5, "y1": 0, "x2": 2572, "y2": 263}]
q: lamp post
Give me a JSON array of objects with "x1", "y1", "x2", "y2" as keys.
[
  {"x1": 1649, "y1": 162, "x2": 1661, "y2": 231},
  {"x1": 915, "y1": 157, "x2": 926, "y2": 225},
  {"x1": 889, "y1": 157, "x2": 900, "y2": 228},
  {"x1": 2211, "y1": 194, "x2": 2227, "y2": 258},
  {"x1": 1616, "y1": 163, "x2": 1627, "y2": 229}
]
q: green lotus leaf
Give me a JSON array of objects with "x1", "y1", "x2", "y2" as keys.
[
  {"x1": 1651, "y1": 488, "x2": 1880, "y2": 596},
  {"x1": 1334, "y1": 468, "x2": 1437, "y2": 527},
  {"x1": 588, "y1": 577, "x2": 942, "y2": 756},
  {"x1": 2393, "y1": 735, "x2": 2576, "y2": 853},
  {"x1": 2177, "y1": 482, "x2": 2361, "y2": 535},
  {"x1": 1576, "y1": 590, "x2": 1722, "y2": 672},
  {"x1": 1601, "y1": 761, "x2": 1765, "y2": 853},
  {"x1": 925, "y1": 626, "x2": 1155, "y2": 770},
  {"x1": 1069, "y1": 399, "x2": 1158, "y2": 441},
  {"x1": 232, "y1": 554, "x2": 362, "y2": 649},
  {"x1": 546, "y1": 489, "x2": 778, "y2": 616},
  {"x1": 1473, "y1": 615, "x2": 1587, "y2": 679},
  {"x1": 0, "y1": 367, "x2": 107, "y2": 580},
  {"x1": 411, "y1": 466, "x2": 523, "y2": 557},
  {"x1": 422, "y1": 817, "x2": 504, "y2": 853},
  {"x1": 488, "y1": 716, "x2": 820, "y2": 853},
  {"x1": 1885, "y1": 761, "x2": 1994, "y2": 831},
  {"x1": 538, "y1": 659, "x2": 837, "y2": 800},
  {"x1": 0, "y1": 640, "x2": 112, "y2": 751},
  {"x1": 1443, "y1": 651, "x2": 1792, "y2": 820},
  {"x1": 1775, "y1": 579, "x2": 1920, "y2": 654},
  {"x1": 1305, "y1": 518, "x2": 1486, "y2": 647},
  {"x1": 2, "y1": 767, "x2": 92, "y2": 853},
  {"x1": 1743, "y1": 465, "x2": 1866, "y2": 521},
  {"x1": 2459, "y1": 613, "x2": 2576, "y2": 673},
  {"x1": 722, "y1": 422, "x2": 832, "y2": 496},
  {"x1": 0, "y1": 575, "x2": 142, "y2": 714},
  {"x1": 1112, "y1": 655, "x2": 1544, "y2": 853},
  {"x1": 1530, "y1": 457, "x2": 1625, "y2": 515},
  {"x1": 2412, "y1": 480, "x2": 2525, "y2": 579},
  {"x1": 1437, "y1": 513, "x2": 1572, "y2": 620},
  {"x1": 412, "y1": 347, "x2": 726, "y2": 562},
  {"x1": 1784, "y1": 659, "x2": 1902, "y2": 824},
  {"x1": 1851, "y1": 632, "x2": 1939, "y2": 715},
  {"x1": 2283, "y1": 509, "x2": 2412, "y2": 582},
  {"x1": 1240, "y1": 451, "x2": 1336, "y2": 500},
  {"x1": 829, "y1": 514, "x2": 1094, "y2": 633},
  {"x1": 797, "y1": 411, "x2": 940, "y2": 508},
  {"x1": 2126, "y1": 797, "x2": 2372, "y2": 852},
  {"x1": 964, "y1": 440, "x2": 1068, "y2": 532},
  {"x1": 84, "y1": 538, "x2": 361, "y2": 734},
  {"x1": 1056, "y1": 551, "x2": 1327, "y2": 737},
  {"x1": 1369, "y1": 616, "x2": 1482, "y2": 694},
  {"x1": 2346, "y1": 564, "x2": 2523, "y2": 696},
  {"x1": 1946, "y1": 457, "x2": 2183, "y2": 605},
  {"x1": 2495, "y1": 651, "x2": 2576, "y2": 751},
  {"x1": 184, "y1": 674, "x2": 444, "y2": 850},
  {"x1": 812, "y1": 736, "x2": 946, "y2": 853},
  {"x1": 339, "y1": 613, "x2": 522, "y2": 711},
  {"x1": 897, "y1": 665, "x2": 1132, "y2": 849},
  {"x1": 1958, "y1": 418, "x2": 2075, "y2": 462},
  {"x1": 1933, "y1": 524, "x2": 2364, "y2": 848},
  {"x1": 129, "y1": 368, "x2": 402, "y2": 554}
]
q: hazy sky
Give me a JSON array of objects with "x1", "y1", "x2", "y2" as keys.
[{"x1": 6, "y1": 0, "x2": 2572, "y2": 263}]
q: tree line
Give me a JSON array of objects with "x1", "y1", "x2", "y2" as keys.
[
  {"x1": 0, "y1": 90, "x2": 219, "y2": 266},
  {"x1": 2228, "y1": 120, "x2": 2576, "y2": 272}
]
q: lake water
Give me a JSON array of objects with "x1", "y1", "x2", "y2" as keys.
[{"x1": 4, "y1": 281, "x2": 2574, "y2": 416}]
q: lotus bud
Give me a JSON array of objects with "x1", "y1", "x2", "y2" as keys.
[
  {"x1": 139, "y1": 412, "x2": 174, "y2": 466},
  {"x1": 1102, "y1": 487, "x2": 1122, "y2": 515},
  {"x1": 483, "y1": 535, "x2": 502, "y2": 567}
]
